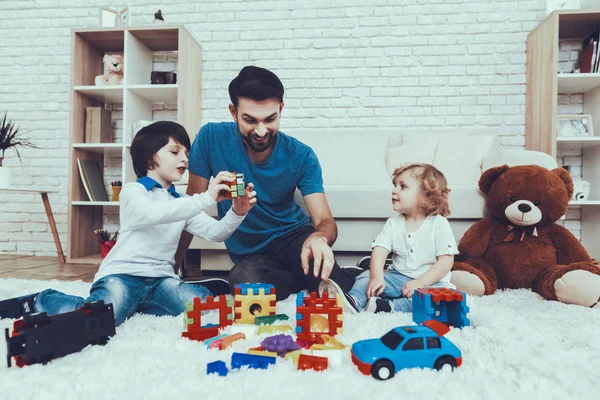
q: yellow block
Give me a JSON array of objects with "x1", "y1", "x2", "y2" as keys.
[
  {"x1": 257, "y1": 324, "x2": 292, "y2": 335},
  {"x1": 248, "y1": 350, "x2": 278, "y2": 357},
  {"x1": 284, "y1": 350, "x2": 303, "y2": 367}
]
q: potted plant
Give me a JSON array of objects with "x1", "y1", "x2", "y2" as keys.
[{"x1": 0, "y1": 112, "x2": 37, "y2": 188}]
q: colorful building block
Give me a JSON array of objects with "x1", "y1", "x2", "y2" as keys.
[
  {"x1": 182, "y1": 295, "x2": 233, "y2": 342},
  {"x1": 298, "y1": 354, "x2": 328, "y2": 371},
  {"x1": 254, "y1": 314, "x2": 289, "y2": 325},
  {"x1": 248, "y1": 349, "x2": 278, "y2": 357},
  {"x1": 412, "y1": 287, "x2": 470, "y2": 328},
  {"x1": 225, "y1": 172, "x2": 245, "y2": 198},
  {"x1": 257, "y1": 324, "x2": 292, "y2": 335},
  {"x1": 231, "y1": 352, "x2": 276, "y2": 370},
  {"x1": 219, "y1": 332, "x2": 246, "y2": 350},
  {"x1": 295, "y1": 292, "x2": 343, "y2": 343},
  {"x1": 234, "y1": 283, "x2": 276, "y2": 324},
  {"x1": 207, "y1": 360, "x2": 228, "y2": 376},
  {"x1": 204, "y1": 334, "x2": 228, "y2": 349}
]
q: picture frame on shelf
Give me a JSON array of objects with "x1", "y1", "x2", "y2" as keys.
[{"x1": 557, "y1": 114, "x2": 594, "y2": 137}]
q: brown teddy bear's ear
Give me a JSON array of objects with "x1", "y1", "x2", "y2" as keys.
[
  {"x1": 551, "y1": 167, "x2": 574, "y2": 200},
  {"x1": 479, "y1": 165, "x2": 510, "y2": 194}
]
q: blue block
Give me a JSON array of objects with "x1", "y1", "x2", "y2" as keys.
[
  {"x1": 231, "y1": 352, "x2": 276, "y2": 370},
  {"x1": 207, "y1": 360, "x2": 228, "y2": 376},
  {"x1": 296, "y1": 292, "x2": 305, "y2": 306},
  {"x1": 237, "y1": 283, "x2": 275, "y2": 296},
  {"x1": 412, "y1": 289, "x2": 470, "y2": 329}
]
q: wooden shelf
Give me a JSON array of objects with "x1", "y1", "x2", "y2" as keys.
[
  {"x1": 73, "y1": 143, "x2": 124, "y2": 155},
  {"x1": 72, "y1": 201, "x2": 119, "y2": 206},
  {"x1": 557, "y1": 74, "x2": 600, "y2": 94},
  {"x1": 67, "y1": 25, "x2": 202, "y2": 263},
  {"x1": 557, "y1": 137, "x2": 600, "y2": 149},
  {"x1": 74, "y1": 86, "x2": 124, "y2": 102},
  {"x1": 128, "y1": 84, "x2": 177, "y2": 102}
]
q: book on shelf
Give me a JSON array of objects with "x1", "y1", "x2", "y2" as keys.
[
  {"x1": 580, "y1": 29, "x2": 600, "y2": 73},
  {"x1": 77, "y1": 159, "x2": 109, "y2": 202}
]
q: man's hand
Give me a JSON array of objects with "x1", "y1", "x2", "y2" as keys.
[
  {"x1": 300, "y1": 234, "x2": 334, "y2": 281},
  {"x1": 232, "y1": 182, "x2": 257, "y2": 215},
  {"x1": 402, "y1": 279, "x2": 425, "y2": 298}
]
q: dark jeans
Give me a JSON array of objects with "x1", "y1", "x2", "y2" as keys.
[{"x1": 229, "y1": 226, "x2": 355, "y2": 301}]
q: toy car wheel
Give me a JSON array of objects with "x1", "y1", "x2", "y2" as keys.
[
  {"x1": 434, "y1": 356, "x2": 457, "y2": 371},
  {"x1": 371, "y1": 359, "x2": 395, "y2": 380}
]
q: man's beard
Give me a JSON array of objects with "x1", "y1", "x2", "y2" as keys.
[{"x1": 241, "y1": 130, "x2": 276, "y2": 153}]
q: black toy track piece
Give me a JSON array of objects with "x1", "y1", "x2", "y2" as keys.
[
  {"x1": 0, "y1": 292, "x2": 40, "y2": 320},
  {"x1": 5, "y1": 300, "x2": 116, "y2": 368}
]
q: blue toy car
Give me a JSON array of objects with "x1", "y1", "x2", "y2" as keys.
[{"x1": 351, "y1": 320, "x2": 462, "y2": 380}]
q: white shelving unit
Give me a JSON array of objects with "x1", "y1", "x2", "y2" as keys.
[
  {"x1": 526, "y1": 9, "x2": 600, "y2": 260},
  {"x1": 67, "y1": 26, "x2": 202, "y2": 264}
]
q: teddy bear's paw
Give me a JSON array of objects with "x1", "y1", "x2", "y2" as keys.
[
  {"x1": 94, "y1": 75, "x2": 106, "y2": 86},
  {"x1": 451, "y1": 270, "x2": 485, "y2": 296},
  {"x1": 554, "y1": 269, "x2": 600, "y2": 307}
]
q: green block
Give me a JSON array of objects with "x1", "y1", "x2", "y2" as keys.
[{"x1": 254, "y1": 314, "x2": 290, "y2": 326}]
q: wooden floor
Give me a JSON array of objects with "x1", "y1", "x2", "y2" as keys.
[{"x1": 0, "y1": 255, "x2": 225, "y2": 282}]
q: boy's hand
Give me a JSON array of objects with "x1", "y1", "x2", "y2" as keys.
[
  {"x1": 367, "y1": 275, "x2": 385, "y2": 298},
  {"x1": 207, "y1": 171, "x2": 234, "y2": 202},
  {"x1": 402, "y1": 279, "x2": 424, "y2": 298},
  {"x1": 232, "y1": 182, "x2": 257, "y2": 216}
]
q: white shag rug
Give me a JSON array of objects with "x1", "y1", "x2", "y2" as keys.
[{"x1": 0, "y1": 278, "x2": 598, "y2": 400}]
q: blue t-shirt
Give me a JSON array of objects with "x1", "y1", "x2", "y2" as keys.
[{"x1": 188, "y1": 122, "x2": 324, "y2": 262}]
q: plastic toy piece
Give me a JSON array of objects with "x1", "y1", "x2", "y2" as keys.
[
  {"x1": 295, "y1": 292, "x2": 343, "y2": 343},
  {"x1": 231, "y1": 352, "x2": 276, "y2": 370},
  {"x1": 234, "y1": 283, "x2": 276, "y2": 324},
  {"x1": 261, "y1": 334, "x2": 301, "y2": 356},
  {"x1": 351, "y1": 322, "x2": 462, "y2": 380},
  {"x1": 0, "y1": 292, "x2": 39, "y2": 320},
  {"x1": 248, "y1": 349, "x2": 278, "y2": 357},
  {"x1": 5, "y1": 301, "x2": 115, "y2": 368},
  {"x1": 254, "y1": 314, "x2": 289, "y2": 326},
  {"x1": 225, "y1": 172, "x2": 245, "y2": 199},
  {"x1": 257, "y1": 324, "x2": 292, "y2": 335},
  {"x1": 310, "y1": 335, "x2": 347, "y2": 350},
  {"x1": 204, "y1": 334, "x2": 228, "y2": 349},
  {"x1": 182, "y1": 295, "x2": 233, "y2": 342},
  {"x1": 412, "y1": 287, "x2": 470, "y2": 328},
  {"x1": 207, "y1": 360, "x2": 228, "y2": 376},
  {"x1": 284, "y1": 350, "x2": 302, "y2": 366},
  {"x1": 311, "y1": 348, "x2": 342, "y2": 367},
  {"x1": 298, "y1": 354, "x2": 328, "y2": 371},
  {"x1": 219, "y1": 332, "x2": 246, "y2": 350}
]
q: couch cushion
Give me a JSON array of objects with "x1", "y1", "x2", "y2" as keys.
[
  {"x1": 291, "y1": 132, "x2": 391, "y2": 185},
  {"x1": 385, "y1": 135, "x2": 439, "y2": 175},
  {"x1": 433, "y1": 135, "x2": 498, "y2": 185}
]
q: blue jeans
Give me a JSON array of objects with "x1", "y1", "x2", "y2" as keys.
[
  {"x1": 35, "y1": 274, "x2": 211, "y2": 326},
  {"x1": 348, "y1": 269, "x2": 446, "y2": 312}
]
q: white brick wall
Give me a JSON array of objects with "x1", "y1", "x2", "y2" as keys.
[{"x1": 0, "y1": 0, "x2": 549, "y2": 256}]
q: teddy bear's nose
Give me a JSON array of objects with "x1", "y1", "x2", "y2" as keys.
[{"x1": 518, "y1": 203, "x2": 532, "y2": 213}]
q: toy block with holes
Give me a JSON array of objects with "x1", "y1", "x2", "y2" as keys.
[
  {"x1": 298, "y1": 353, "x2": 328, "y2": 371},
  {"x1": 234, "y1": 283, "x2": 276, "y2": 324},
  {"x1": 412, "y1": 287, "x2": 470, "y2": 328},
  {"x1": 182, "y1": 295, "x2": 234, "y2": 342},
  {"x1": 295, "y1": 292, "x2": 343, "y2": 343},
  {"x1": 225, "y1": 172, "x2": 245, "y2": 198}
]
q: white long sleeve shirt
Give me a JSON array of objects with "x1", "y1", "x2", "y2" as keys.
[{"x1": 93, "y1": 178, "x2": 245, "y2": 282}]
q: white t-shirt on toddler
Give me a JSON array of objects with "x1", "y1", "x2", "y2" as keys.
[{"x1": 371, "y1": 214, "x2": 459, "y2": 288}]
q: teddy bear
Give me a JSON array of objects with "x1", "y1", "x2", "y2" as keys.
[
  {"x1": 95, "y1": 54, "x2": 124, "y2": 86},
  {"x1": 451, "y1": 164, "x2": 600, "y2": 308}
]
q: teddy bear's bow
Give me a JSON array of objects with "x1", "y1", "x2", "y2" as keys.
[{"x1": 503, "y1": 225, "x2": 538, "y2": 243}]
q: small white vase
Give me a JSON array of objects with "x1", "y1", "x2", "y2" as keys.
[{"x1": 0, "y1": 166, "x2": 12, "y2": 188}]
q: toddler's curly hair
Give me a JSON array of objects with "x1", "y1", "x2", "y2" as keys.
[{"x1": 392, "y1": 163, "x2": 451, "y2": 217}]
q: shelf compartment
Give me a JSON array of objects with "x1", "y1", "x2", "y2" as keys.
[
  {"x1": 557, "y1": 74, "x2": 600, "y2": 94},
  {"x1": 128, "y1": 84, "x2": 177, "y2": 102},
  {"x1": 72, "y1": 143, "x2": 124, "y2": 155},
  {"x1": 73, "y1": 86, "x2": 124, "y2": 103},
  {"x1": 557, "y1": 137, "x2": 600, "y2": 149}
]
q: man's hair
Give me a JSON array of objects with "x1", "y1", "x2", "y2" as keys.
[
  {"x1": 392, "y1": 163, "x2": 451, "y2": 217},
  {"x1": 228, "y1": 66, "x2": 284, "y2": 107},
  {"x1": 130, "y1": 121, "x2": 190, "y2": 178}
]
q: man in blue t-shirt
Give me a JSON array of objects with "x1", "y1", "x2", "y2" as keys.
[{"x1": 176, "y1": 66, "x2": 358, "y2": 302}]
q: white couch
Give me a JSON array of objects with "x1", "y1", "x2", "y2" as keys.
[{"x1": 178, "y1": 129, "x2": 558, "y2": 270}]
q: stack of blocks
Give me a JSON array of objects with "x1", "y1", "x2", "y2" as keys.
[
  {"x1": 182, "y1": 295, "x2": 233, "y2": 342},
  {"x1": 412, "y1": 287, "x2": 470, "y2": 328},
  {"x1": 295, "y1": 292, "x2": 343, "y2": 343},
  {"x1": 234, "y1": 283, "x2": 277, "y2": 324},
  {"x1": 225, "y1": 172, "x2": 245, "y2": 198}
]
